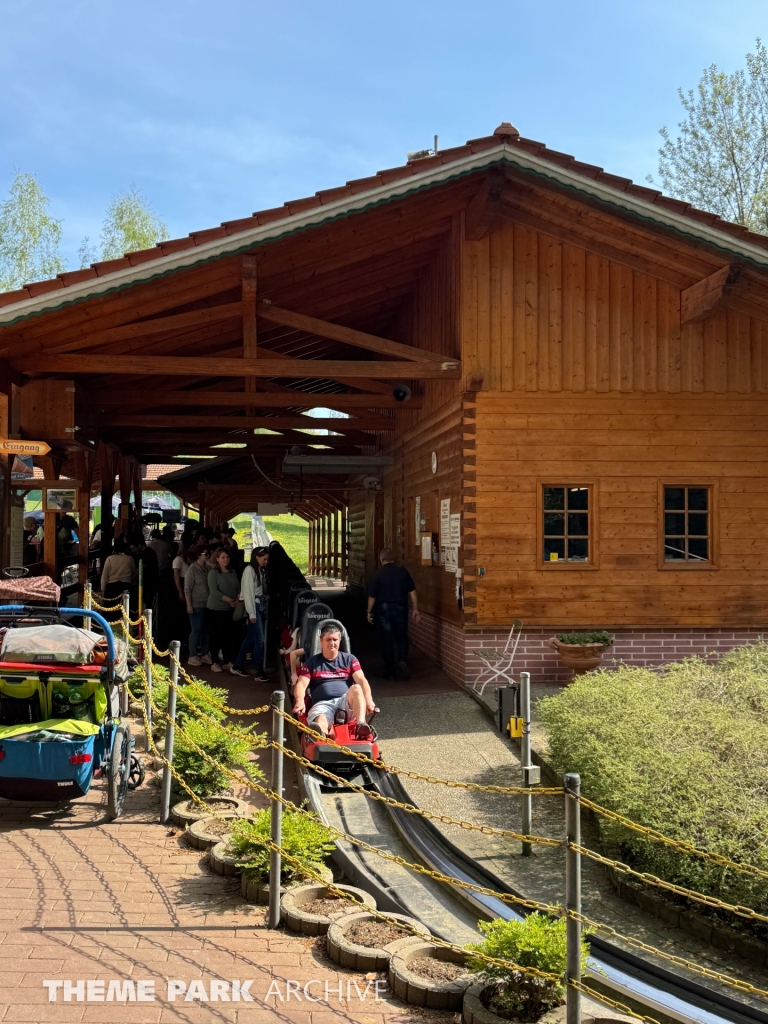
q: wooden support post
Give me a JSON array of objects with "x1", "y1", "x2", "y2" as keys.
[
  {"x1": 40, "y1": 455, "x2": 59, "y2": 581},
  {"x1": 341, "y1": 507, "x2": 347, "y2": 583},
  {"x1": 243, "y1": 255, "x2": 258, "y2": 414},
  {"x1": 333, "y1": 510, "x2": 339, "y2": 578},
  {"x1": 98, "y1": 443, "x2": 115, "y2": 559},
  {"x1": 134, "y1": 462, "x2": 143, "y2": 527},
  {"x1": 74, "y1": 451, "x2": 96, "y2": 599},
  {"x1": 308, "y1": 518, "x2": 314, "y2": 574}
]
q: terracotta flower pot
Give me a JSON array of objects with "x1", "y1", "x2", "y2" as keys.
[{"x1": 547, "y1": 638, "x2": 611, "y2": 676}]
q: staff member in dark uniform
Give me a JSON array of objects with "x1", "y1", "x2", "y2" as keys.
[{"x1": 366, "y1": 548, "x2": 420, "y2": 680}]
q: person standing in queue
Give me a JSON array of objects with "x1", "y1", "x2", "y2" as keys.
[
  {"x1": 366, "y1": 548, "x2": 420, "y2": 679},
  {"x1": 231, "y1": 546, "x2": 270, "y2": 682},
  {"x1": 184, "y1": 545, "x2": 211, "y2": 667},
  {"x1": 206, "y1": 548, "x2": 239, "y2": 672}
]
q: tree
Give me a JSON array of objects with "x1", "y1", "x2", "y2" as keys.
[
  {"x1": 80, "y1": 185, "x2": 169, "y2": 267},
  {"x1": 0, "y1": 172, "x2": 66, "y2": 291},
  {"x1": 653, "y1": 40, "x2": 768, "y2": 232}
]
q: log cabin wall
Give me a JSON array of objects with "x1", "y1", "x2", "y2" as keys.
[{"x1": 463, "y1": 217, "x2": 768, "y2": 630}]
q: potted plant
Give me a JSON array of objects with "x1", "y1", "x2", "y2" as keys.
[
  {"x1": 547, "y1": 631, "x2": 613, "y2": 676},
  {"x1": 169, "y1": 716, "x2": 264, "y2": 826},
  {"x1": 463, "y1": 913, "x2": 588, "y2": 1024},
  {"x1": 228, "y1": 806, "x2": 335, "y2": 903}
]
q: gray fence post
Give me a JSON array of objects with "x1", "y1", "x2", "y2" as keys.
[
  {"x1": 144, "y1": 608, "x2": 153, "y2": 741},
  {"x1": 160, "y1": 640, "x2": 180, "y2": 824},
  {"x1": 565, "y1": 772, "x2": 582, "y2": 1024},
  {"x1": 520, "y1": 670, "x2": 532, "y2": 856},
  {"x1": 268, "y1": 689, "x2": 285, "y2": 929}
]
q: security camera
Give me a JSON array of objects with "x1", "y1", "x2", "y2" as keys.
[{"x1": 393, "y1": 384, "x2": 412, "y2": 403}]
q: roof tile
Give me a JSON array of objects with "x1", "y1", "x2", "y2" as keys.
[
  {"x1": 0, "y1": 288, "x2": 31, "y2": 308},
  {"x1": 58, "y1": 268, "x2": 99, "y2": 287},
  {"x1": 3, "y1": 125, "x2": 768, "y2": 311}
]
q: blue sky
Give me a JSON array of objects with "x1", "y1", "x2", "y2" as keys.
[{"x1": 0, "y1": 0, "x2": 765, "y2": 269}]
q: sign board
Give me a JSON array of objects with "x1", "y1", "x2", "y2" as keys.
[
  {"x1": 259, "y1": 503, "x2": 290, "y2": 515},
  {"x1": 449, "y1": 513, "x2": 461, "y2": 548},
  {"x1": 440, "y1": 498, "x2": 451, "y2": 545},
  {"x1": 162, "y1": 509, "x2": 183, "y2": 523},
  {"x1": 420, "y1": 533, "x2": 432, "y2": 565},
  {"x1": 0, "y1": 438, "x2": 50, "y2": 457},
  {"x1": 414, "y1": 496, "x2": 421, "y2": 547},
  {"x1": 444, "y1": 547, "x2": 458, "y2": 574},
  {"x1": 44, "y1": 487, "x2": 78, "y2": 511}
]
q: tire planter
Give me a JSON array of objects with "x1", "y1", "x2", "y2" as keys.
[
  {"x1": 210, "y1": 840, "x2": 241, "y2": 877},
  {"x1": 281, "y1": 882, "x2": 375, "y2": 936},
  {"x1": 464, "y1": 985, "x2": 628, "y2": 1024},
  {"x1": 389, "y1": 941, "x2": 475, "y2": 1011},
  {"x1": 187, "y1": 814, "x2": 241, "y2": 851},
  {"x1": 171, "y1": 796, "x2": 250, "y2": 828},
  {"x1": 326, "y1": 911, "x2": 430, "y2": 972},
  {"x1": 241, "y1": 865, "x2": 334, "y2": 905},
  {"x1": 547, "y1": 638, "x2": 611, "y2": 676}
]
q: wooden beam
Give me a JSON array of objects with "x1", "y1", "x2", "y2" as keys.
[
  {"x1": 257, "y1": 301, "x2": 443, "y2": 364},
  {"x1": 20, "y1": 355, "x2": 461, "y2": 379},
  {"x1": 108, "y1": 414, "x2": 396, "y2": 430},
  {"x1": 465, "y1": 170, "x2": 505, "y2": 241},
  {"x1": 12, "y1": 478, "x2": 82, "y2": 492},
  {"x1": 68, "y1": 302, "x2": 243, "y2": 347},
  {"x1": 680, "y1": 264, "x2": 743, "y2": 324},
  {"x1": 95, "y1": 390, "x2": 422, "y2": 410},
  {"x1": 243, "y1": 256, "x2": 258, "y2": 413}
]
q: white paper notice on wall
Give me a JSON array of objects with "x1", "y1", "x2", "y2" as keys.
[
  {"x1": 449, "y1": 513, "x2": 461, "y2": 548},
  {"x1": 421, "y1": 534, "x2": 432, "y2": 561},
  {"x1": 444, "y1": 547, "x2": 458, "y2": 573},
  {"x1": 414, "y1": 496, "x2": 421, "y2": 547},
  {"x1": 440, "y1": 498, "x2": 451, "y2": 545}
]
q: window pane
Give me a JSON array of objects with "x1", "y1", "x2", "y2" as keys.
[
  {"x1": 664, "y1": 487, "x2": 685, "y2": 510},
  {"x1": 567, "y1": 513, "x2": 589, "y2": 536},
  {"x1": 687, "y1": 537, "x2": 709, "y2": 561},
  {"x1": 544, "y1": 539, "x2": 565, "y2": 561},
  {"x1": 664, "y1": 513, "x2": 686, "y2": 535},
  {"x1": 568, "y1": 538, "x2": 589, "y2": 561},
  {"x1": 544, "y1": 512, "x2": 565, "y2": 536},
  {"x1": 688, "y1": 488, "x2": 708, "y2": 511},
  {"x1": 544, "y1": 487, "x2": 565, "y2": 510},
  {"x1": 567, "y1": 486, "x2": 589, "y2": 510},
  {"x1": 664, "y1": 541, "x2": 686, "y2": 560},
  {"x1": 687, "y1": 513, "x2": 708, "y2": 536}
]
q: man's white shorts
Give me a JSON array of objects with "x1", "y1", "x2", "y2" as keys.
[{"x1": 307, "y1": 691, "x2": 352, "y2": 726}]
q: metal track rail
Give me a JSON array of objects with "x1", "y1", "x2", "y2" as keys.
[{"x1": 277, "y1": 663, "x2": 767, "y2": 1024}]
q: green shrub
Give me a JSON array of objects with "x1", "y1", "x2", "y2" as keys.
[
  {"x1": 465, "y1": 914, "x2": 587, "y2": 1021},
  {"x1": 539, "y1": 644, "x2": 768, "y2": 921},
  {"x1": 555, "y1": 631, "x2": 612, "y2": 647},
  {"x1": 229, "y1": 806, "x2": 335, "y2": 883},
  {"x1": 173, "y1": 717, "x2": 264, "y2": 799}
]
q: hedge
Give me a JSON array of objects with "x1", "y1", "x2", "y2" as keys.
[{"x1": 538, "y1": 643, "x2": 768, "y2": 922}]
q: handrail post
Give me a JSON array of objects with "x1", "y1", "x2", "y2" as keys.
[
  {"x1": 144, "y1": 609, "x2": 153, "y2": 743},
  {"x1": 160, "y1": 640, "x2": 180, "y2": 824},
  {"x1": 83, "y1": 581, "x2": 92, "y2": 611},
  {"x1": 565, "y1": 772, "x2": 582, "y2": 1024},
  {"x1": 268, "y1": 689, "x2": 285, "y2": 929},
  {"x1": 520, "y1": 670, "x2": 532, "y2": 856}
]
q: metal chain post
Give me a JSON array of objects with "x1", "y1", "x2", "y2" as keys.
[
  {"x1": 268, "y1": 689, "x2": 285, "y2": 929},
  {"x1": 121, "y1": 589, "x2": 131, "y2": 639},
  {"x1": 144, "y1": 609, "x2": 153, "y2": 741},
  {"x1": 160, "y1": 641, "x2": 180, "y2": 823},
  {"x1": 520, "y1": 671, "x2": 532, "y2": 856},
  {"x1": 565, "y1": 773, "x2": 582, "y2": 1024},
  {"x1": 83, "y1": 581, "x2": 92, "y2": 611}
]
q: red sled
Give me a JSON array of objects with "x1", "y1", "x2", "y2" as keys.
[{"x1": 299, "y1": 704, "x2": 380, "y2": 768}]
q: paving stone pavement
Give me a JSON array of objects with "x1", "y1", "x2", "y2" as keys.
[
  {"x1": 0, "y1": 729, "x2": 453, "y2": 1024},
  {"x1": 375, "y1": 691, "x2": 768, "y2": 1014}
]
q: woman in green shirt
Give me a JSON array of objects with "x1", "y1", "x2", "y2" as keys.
[{"x1": 206, "y1": 549, "x2": 239, "y2": 671}]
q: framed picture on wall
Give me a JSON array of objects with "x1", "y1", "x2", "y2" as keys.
[{"x1": 44, "y1": 487, "x2": 78, "y2": 512}]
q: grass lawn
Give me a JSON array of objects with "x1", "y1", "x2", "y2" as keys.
[{"x1": 262, "y1": 514, "x2": 308, "y2": 573}]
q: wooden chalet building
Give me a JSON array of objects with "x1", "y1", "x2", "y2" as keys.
[{"x1": 2, "y1": 122, "x2": 768, "y2": 682}]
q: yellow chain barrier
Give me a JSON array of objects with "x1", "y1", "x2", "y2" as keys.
[
  {"x1": 581, "y1": 797, "x2": 768, "y2": 884},
  {"x1": 277, "y1": 706, "x2": 562, "y2": 797},
  {"x1": 127, "y1": 672, "x2": 767, "y2": 1016},
  {"x1": 273, "y1": 738, "x2": 562, "y2": 849},
  {"x1": 129, "y1": 673, "x2": 556, "y2": 915},
  {"x1": 172, "y1": 657, "x2": 271, "y2": 716},
  {"x1": 574, "y1": 844, "x2": 768, "y2": 927},
  {"x1": 90, "y1": 597, "x2": 123, "y2": 612},
  {"x1": 568, "y1": 910, "x2": 768, "y2": 1001}
]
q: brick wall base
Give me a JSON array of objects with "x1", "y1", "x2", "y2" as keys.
[{"x1": 409, "y1": 613, "x2": 767, "y2": 687}]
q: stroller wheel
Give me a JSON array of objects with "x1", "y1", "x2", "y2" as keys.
[
  {"x1": 107, "y1": 722, "x2": 131, "y2": 819},
  {"x1": 127, "y1": 752, "x2": 146, "y2": 790}
]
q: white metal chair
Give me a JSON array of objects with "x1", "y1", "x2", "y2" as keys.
[{"x1": 470, "y1": 619, "x2": 523, "y2": 696}]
